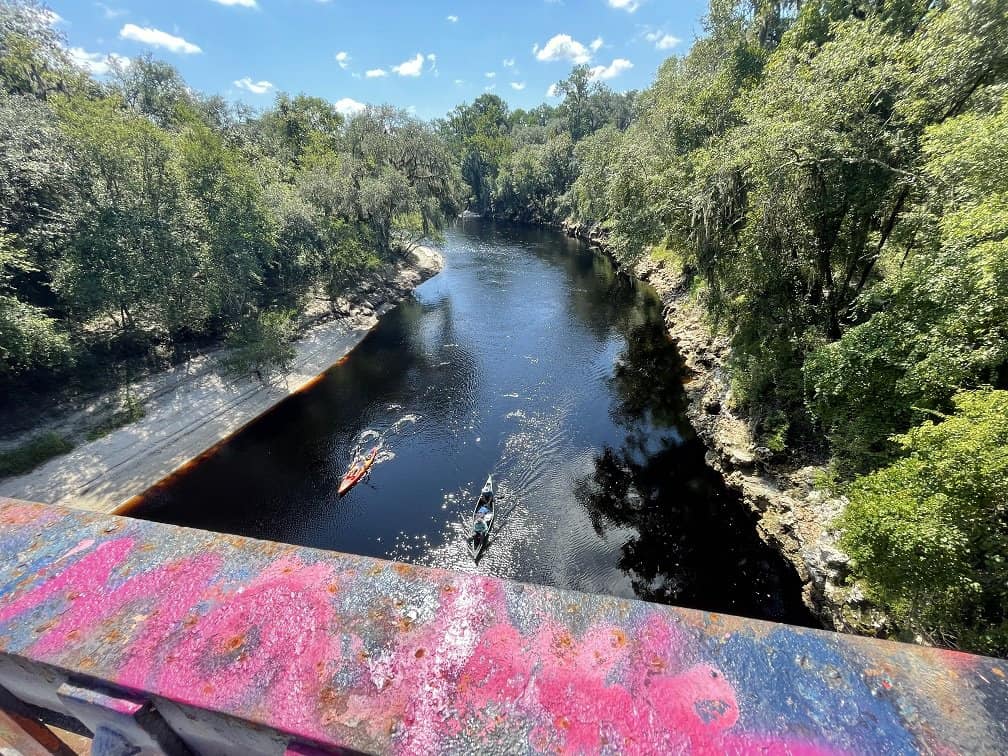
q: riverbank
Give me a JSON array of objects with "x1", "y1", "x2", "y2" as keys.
[
  {"x1": 561, "y1": 220, "x2": 884, "y2": 636},
  {"x1": 0, "y1": 246, "x2": 443, "y2": 514}
]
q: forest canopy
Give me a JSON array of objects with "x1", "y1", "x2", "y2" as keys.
[{"x1": 0, "y1": 0, "x2": 461, "y2": 389}]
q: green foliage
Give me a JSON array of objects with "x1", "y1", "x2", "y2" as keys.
[
  {"x1": 441, "y1": 94, "x2": 513, "y2": 214},
  {"x1": 442, "y1": 73, "x2": 633, "y2": 218},
  {"x1": 219, "y1": 309, "x2": 297, "y2": 384},
  {"x1": 255, "y1": 93, "x2": 343, "y2": 170},
  {"x1": 0, "y1": 11, "x2": 459, "y2": 396},
  {"x1": 0, "y1": 88, "x2": 77, "y2": 258},
  {"x1": 690, "y1": 11, "x2": 919, "y2": 419},
  {"x1": 554, "y1": 65, "x2": 636, "y2": 141},
  {"x1": 562, "y1": 0, "x2": 1008, "y2": 473},
  {"x1": 177, "y1": 117, "x2": 270, "y2": 325},
  {"x1": 53, "y1": 93, "x2": 206, "y2": 336},
  {"x1": 0, "y1": 430, "x2": 72, "y2": 477},
  {"x1": 0, "y1": 0, "x2": 79, "y2": 99},
  {"x1": 341, "y1": 106, "x2": 461, "y2": 254},
  {"x1": 0, "y1": 84, "x2": 75, "y2": 376},
  {"x1": 493, "y1": 133, "x2": 575, "y2": 224},
  {"x1": 0, "y1": 237, "x2": 69, "y2": 376},
  {"x1": 569, "y1": 126, "x2": 622, "y2": 227},
  {"x1": 805, "y1": 90, "x2": 1008, "y2": 468},
  {"x1": 840, "y1": 390, "x2": 1008, "y2": 655},
  {"x1": 0, "y1": 281, "x2": 69, "y2": 374},
  {"x1": 113, "y1": 55, "x2": 197, "y2": 130}
]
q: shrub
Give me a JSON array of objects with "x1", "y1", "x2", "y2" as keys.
[
  {"x1": 0, "y1": 432, "x2": 74, "y2": 478},
  {"x1": 839, "y1": 389, "x2": 1008, "y2": 655},
  {"x1": 85, "y1": 390, "x2": 145, "y2": 441},
  {"x1": 219, "y1": 309, "x2": 297, "y2": 384}
]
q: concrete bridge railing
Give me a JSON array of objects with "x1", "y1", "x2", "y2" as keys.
[{"x1": 0, "y1": 497, "x2": 1006, "y2": 754}]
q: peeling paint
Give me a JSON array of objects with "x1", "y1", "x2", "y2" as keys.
[{"x1": 0, "y1": 498, "x2": 1006, "y2": 754}]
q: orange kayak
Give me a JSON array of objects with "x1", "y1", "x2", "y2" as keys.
[{"x1": 338, "y1": 447, "x2": 378, "y2": 496}]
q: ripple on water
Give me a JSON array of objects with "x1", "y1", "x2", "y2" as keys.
[{"x1": 128, "y1": 221, "x2": 818, "y2": 628}]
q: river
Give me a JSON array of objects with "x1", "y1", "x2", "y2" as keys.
[{"x1": 129, "y1": 220, "x2": 816, "y2": 626}]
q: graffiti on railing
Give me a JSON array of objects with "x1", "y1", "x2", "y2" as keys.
[{"x1": 1, "y1": 498, "x2": 1006, "y2": 754}]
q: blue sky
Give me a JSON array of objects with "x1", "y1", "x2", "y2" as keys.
[{"x1": 49, "y1": 0, "x2": 710, "y2": 120}]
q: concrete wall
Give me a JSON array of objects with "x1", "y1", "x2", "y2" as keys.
[{"x1": 0, "y1": 497, "x2": 1006, "y2": 754}]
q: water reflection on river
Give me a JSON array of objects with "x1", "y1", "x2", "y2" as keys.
[{"x1": 131, "y1": 221, "x2": 816, "y2": 626}]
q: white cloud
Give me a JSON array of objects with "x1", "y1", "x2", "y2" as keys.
[
  {"x1": 95, "y1": 2, "x2": 127, "y2": 18},
  {"x1": 211, "y1": 0, "x2": 257, "y2": 6},
  {"x1": 546, "y1": 83, "x2": 560, "y2": 97},
  {"x1": 503, "y1": 57, "x2": 515, "y2": 67},
  {"x1": 607, "y1": 0, "x2": 640, "y2": 12},
  {"x1": 392, "y1": 52, "x2": 424, "y2": 77},
  {"x1": 69, "y1": 47, "x2": 130, "y2": 76},
  {"x1": 589, "y1": 57, "x2": 633, "y2": 80},
  {"x1": 335, "y1": 51, "x2": 350, "y2": 69},
  {"x1": 446, "y1": 14, "x2": 458, "y2": 22},
  {"x1": 234, "y1": 77, "x2": 274, "y2": 94},
  {"x1": 119, "y1": 24, "x2": 201, "y2": 54},
  {"x1": 510, "y1": 81, "x2": 526, "y2": 91},
  {"x1": 485, "y1": 71, "x2": 496, "y2": 78},
  {"x1": 426, "y1": 52, "x2": 438, "y2": 75},
  {"x1": 454, "y1": 78, "x2": 465, "y2": 85},
  {"x1": 484, "y1": 84, "x2": 496, "y2": 91},
  {"x1": 365, "y1": 68, "x2": 387, "y2": 78},
  {"x1": 590, "y1": 36, "x2": 603, "y2": 52},
  {"x1": 534, "y1": 33, "x2": 591, "y2": 64},
  {"x1": 645, "y1": 31, "x2": 680, "y2": 50},
  {"x1": 333, "y1": 97, "x2": 366, "y2": 116}
]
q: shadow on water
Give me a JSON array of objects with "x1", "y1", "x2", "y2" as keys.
[
  {"x1": 577, "y1": 319, "x2": 816, "y2": 622},
  {"x1": 129, "y1": 220, "x2": 818, "y2": 627}
]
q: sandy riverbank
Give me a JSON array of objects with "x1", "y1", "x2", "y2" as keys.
[{"x1": 0, "y1": 246, "x2": 443, "y2": 514}]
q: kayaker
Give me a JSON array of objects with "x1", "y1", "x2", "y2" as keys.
[{"x1": 474, "y1": 519, "x2": 487, "y2": 541}]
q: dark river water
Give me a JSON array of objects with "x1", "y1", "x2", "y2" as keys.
[{"x1": 130, "y1": 221, "x2": 816, "y2": 626}]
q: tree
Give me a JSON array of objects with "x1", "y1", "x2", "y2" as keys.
[
  {"x1": 54, "y1": 94, "x2": 204, "y2": 336},
  {"x1": 0, "y1": 0, "x2": 77, "y2": 99},
  {"x1": 806, "y1": 82, "x2": 1008, "y2": 468},
  {"x1": 178, "y1": 118, "x2": 271, "y2": 326},
  {"x1": 254, "y1": 93, "x2": 344, "y2": 170},
  {"x1": 113, "y1": 55, "x2": 194, "y2": 130},
  {"x1": 569, "y1": 125, "x2": 622, "y2": 227},
  {"x1": 0, "y1": 4, "x2": 463, "y2": 400},
  {"x1": 0, "y1": 236, "x2": 69, "y2": 376},
  {"x1": 443, "y1": 94, "x2": 511, "y2": 213},
  {"x1": 0, "y1": 88, "x2": 76, "y2": 272},
  {"x1": 340, "y1": 106, "x2": 460, "y2": 254},
  {"x1": 840, "y1": 390, "x2": 1008, "y2": 656},
  {"x1": 555, "y1": 66, "x2": 636, "y2": 141},
  {"x1": 677, "y1": 0, "x2": 1007, "y2": 442},
  {"x1": 219, "y1": 308, "x2": 297, "y2": 384},
  {"x1": 493, "y1": 133, "x2": 575, "y2": 223}
]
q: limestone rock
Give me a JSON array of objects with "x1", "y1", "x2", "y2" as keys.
[{"x1": 616, "y1": 239, "x2": 887, "y2": 637}]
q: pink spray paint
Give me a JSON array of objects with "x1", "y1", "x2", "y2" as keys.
[{"x1": 151, "y1": 556, "x2": 339, "y2": 739}]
